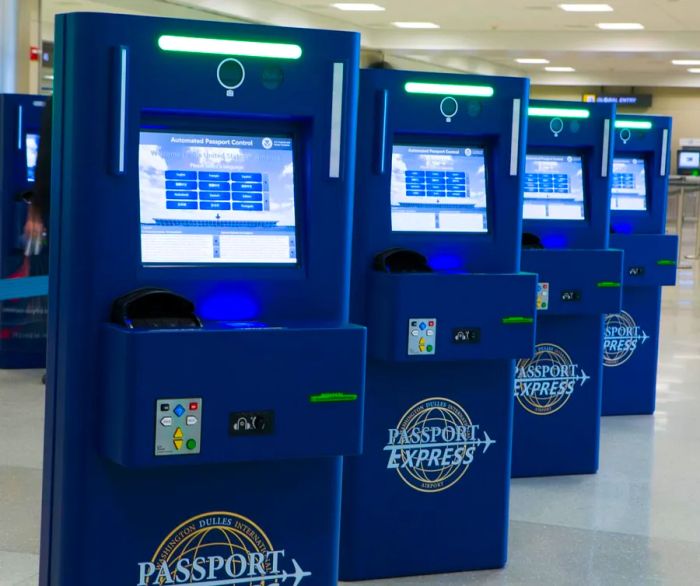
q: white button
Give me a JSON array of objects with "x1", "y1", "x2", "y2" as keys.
[
  {"x1": 411, "y1": 329, "x2": 419, "y2": 336},
  {"x1": 186, "y1": 416, "x2": 198, "y2": 426},
  {"x1": 427, "y1": 330, "x2": 434, "y2": 336},
  {"x1": 160, "y1": 417, "x2": 173, "y2": 427}
]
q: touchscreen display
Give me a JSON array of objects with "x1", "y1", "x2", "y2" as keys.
[
  {"x1": 611, "y1": 157, "x2": 647, "y2": 211},
  {"x1": 139, "y1": 131, "x2": 298, "y2": 264},
  {"x1": 523, "y1": 154, "x2": 585, "y2": 220},
  {"x1": 390, "y1": 144, "x2": 488, "y2": 233}
]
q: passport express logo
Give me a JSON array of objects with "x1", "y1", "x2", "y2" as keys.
[
  {"x1": 515, "y1": 343, "x2": 590, "y2": 416},
  {"x1": 384, "y1": 397, "x2": 495, "y2": 493},
  {"x1": 604, "y1": 311, "x2": 649, "y2": 367},
  {"x1": 137, "y1": 511, "x2": 310, "y2": 586}
]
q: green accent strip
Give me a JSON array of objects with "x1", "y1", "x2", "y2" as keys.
[
  {"x1": 158, "y1": 35, "x2": 302, "y2": 59},
  {"x1": 615, "y1": 120, "x2": 652, "y2": 130},
  {"x1": 502, "y1": 316, "x2": 534, "y2": 325},
  {"x1": 657, "y1": 259, "x2": 677, "y2": 266},
  {"x1": 309, "y1": 392, "x2": 358, "y2": 404},
  {"x1": 597, "y1": 281, "x2": 622, "y2": 288},
  {"x1": 404, "y1": 81, "x2": 494, "y2": 97},
  {"x1": 528, "y1": 106, "x2": 590, "y2": 119}
]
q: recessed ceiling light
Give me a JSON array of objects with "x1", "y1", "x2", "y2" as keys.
[
  {"x1": 559, "y1": 3, "x2": 613, "y2": 11},
  {"x1": 545, "y1": 66, "x2": 576, "y2": 72},
  {"x1": 332, "y1": 3, "x2": 385, "y2": 10},
  {"x1": 516, "y1": 58, "x2": 550, "y2": 64},
  {"x1": 597, "y1": 22, "x2": 644, "y2": 30},
  {"x1": 392, "y1": 22, "x2": 440, "y2": 29},
  {"x1": 673, "y1": 60, "x2": 700, "y2": 66},
  {"x1": 688, "y1": 68, "x2": 700, "y2": 73}
]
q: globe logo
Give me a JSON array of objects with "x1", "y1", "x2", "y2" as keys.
[
  {"x1": 139, "y1": 511, "x2": 310, "y2": 585},
  {"x1": 384, "y1": 397, "x2": 495, "y2": 493},
  {"x1": 515, "y1": 343, "x2": 589, "y2": 416},
  {"x1": 604, "y1": 311, "x2": 648, "y2": 367}
]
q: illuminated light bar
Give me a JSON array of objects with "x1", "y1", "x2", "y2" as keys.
[
  {"x1": 404, "y1": 82, "x2": 494, "y2": 97},
  {"x1": 528, "y1": 106, "x2": 590, "y2": 119},
  {"x1": 615, "y1": 120, "x2": 653, "y2": 130},
  {"x1": 157, "y1": 35, "x2": 302, "y2": 59}
]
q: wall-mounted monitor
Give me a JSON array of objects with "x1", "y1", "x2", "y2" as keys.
[
  {"x1": 611, "y1": 157, "x2": 647, "y2": 211},
  {"x1": 677, "y1": 150, "x2": 700, "y2": 176},
  {"x1": 390, "y1": 144, "x2": 488, "y2": 233},
  {"x1": 26, "y1": 133, "x2": 39, "y2": 183},
  {"x1": 523, "y1": 154, "x2": 586, "y2": 221},
  {"x1": 139, "y1": 131, "x2": 298, "y2": 265}
]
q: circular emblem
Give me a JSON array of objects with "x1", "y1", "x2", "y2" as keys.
[
  {"x1": 261, "y1": 137, "x2": 273, "y2": 150},
  {"x1": 604, "y1": 311, "x2": 647, "y2": 367},
  {"x1": 386, "y1": 397, "x2": 485, "y2": 493},
  {"x1": 515, "y1": 343, "x2": 588, "y2": 416}
]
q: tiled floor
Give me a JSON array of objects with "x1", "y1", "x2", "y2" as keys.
[{"x1": 1, "y1": 233, "x2": 699, "y2": 585}]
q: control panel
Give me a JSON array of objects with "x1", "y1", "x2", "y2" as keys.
[
  {"x1": 537, "y1": 282, "x2": 550, "y2": 311},
  {"x1": 155, "y1": 398, "x2": 202, "y2": 456},
  {"x1": 408, "y1": 318, "x2": 437, "y2": 355}
]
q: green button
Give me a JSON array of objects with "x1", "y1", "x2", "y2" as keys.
[
  {"x1": 186, "y1": 439, "x2": 197, "y2": 450},
  {"x1": 427, "y1": 345, "x2": 434, "y2": 352}
]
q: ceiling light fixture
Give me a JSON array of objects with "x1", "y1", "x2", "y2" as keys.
[
  {"x1": 688, "y1": 68, "x2": 700, "y2": 73},
  {"x1": 331, "y1": 3, "x2": 385, "y2": 11},
  {"x1": 596, "y1": 22, "x2": 644, "y2": 30},
  {"x1": 392, "y1": 22, "x2": 440, "y2": 29},
  {"x1": 516, "y1": 58, "x2": 550, "y2": 64},
  {"x1": 673, "y1": 60, "x2": 700, "y2": 66},
  {"x1": 545, "y1": 66, "x2": 576, "y2": 72},
  {"x1": 559, "y1": 3, "x2": 613, "y2": 12}
]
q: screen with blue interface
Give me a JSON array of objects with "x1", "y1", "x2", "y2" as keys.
[
  {"x1": 139, "y1": 131, "x2": 298, "y2": 265},
  {"x1": 611, "y1": 157, "x2": 647, "y2": 211},
  {"x1": 26, "y1": 133, "x2": 39, "y2": 183},
  {"x1": 523, "y1": 154, "x2": 585, "y2": 220},
  {"x1": 390, "y1": 144, "x2": 488, "y2": 233}
]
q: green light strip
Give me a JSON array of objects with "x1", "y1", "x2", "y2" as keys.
[
  {"x1": 502, "y1": 316, "x2": 534, "y2": 325},
  {"x1": 158, "y1": 35, "x2": 302, "y2": 59},
  {"x1": 528, "y1": 106, "x2": 590, "y2": 119},
  {"x1": 309, "y1": 392, "x2": 358, "y2": 404},
  {"x1": 615, "y1": 120, "x2": 652, "y2": 130},
  {"x1": 657, "y1": 259, "x2": 677, "y2": 266},
  {"x1": 597, "y1": 281, "x2": 621, "y2": 288},
  {"x1": 404, "y1": 82, "x2": 494, "y2": 97}
]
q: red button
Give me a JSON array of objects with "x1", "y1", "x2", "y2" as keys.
[
  {"x1": 429, "y1": 321, "x2": 435, "y2": 327},
  {"x1": 189, "y1": 402, "x2": 199, "y2": 411}
]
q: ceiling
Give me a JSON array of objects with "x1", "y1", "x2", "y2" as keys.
[{"x1": 43, "y1": 0, "x2": 700, "y2": 87}]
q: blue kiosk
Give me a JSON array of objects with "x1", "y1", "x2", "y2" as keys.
[
  {"x1": 40, "y1": 13, "x2": 365, "y2": 586},
  {"x1": 0, "y1": 94, "x2": 48, "y2": 368},
  {"x1": 340, "y1": 70, "x2": 537, "y2": 580},
  {"x1": 513, "y1": 101, "x2": 623, "y2": 477},
  {"x1": 603, "y1": 115, "x2": 677, "y2": 415}
]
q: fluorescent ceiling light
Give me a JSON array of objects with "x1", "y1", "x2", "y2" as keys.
[
  {"x1": 405, "y1": 81, "x2": 494, "y2": 97},
  {"x1": 597, "y1": 22, "x2": 644, "y2": 30},
  {"x1": 689, "y1": 68, "x2": 700, "y2": 73},
  {"x1": 516, "y1": 58, "x2": 550, "y2": 64},
  {"x1": 673, "y1": 60, "x2": 700, "y2": 65},
  {"x1": 559, "y1": 3, "x2": 613, "y2": 12},
  {"x1": 545, "y1": 66, "x2": 576, "y2": 72},
  {"x1": 332, "y1": 3, "x2": 385, "y2": 10},
  {"x1": 392, "y1": 22, "x2": 440, "y2": 29},
  {"x1": 157, "y1": 35, "x2": 302, "y2": 59},
  {"x1": 529, "y1": 106, "x2": 590, "y2": 119}
]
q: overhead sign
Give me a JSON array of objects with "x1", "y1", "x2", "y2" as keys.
[{"x1": 582, "y1": 93, "x2": 652, "y2": 108}]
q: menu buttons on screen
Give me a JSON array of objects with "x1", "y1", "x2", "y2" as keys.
[
  {"x1": 165, "y1": 170, "x2": 196, "y2": 180},
  {"x1": 199, "y1": 171, "x2": 230, "y2": 181},
  {"x1": 167, "y1": 201, "x2": 197, "y2": 210}
]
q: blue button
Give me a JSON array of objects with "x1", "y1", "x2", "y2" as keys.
[
  {"x1": 419, "y1": 322, "x2": 427, "y2": 330},
  {"x1": 200, "y1": 201, "x2": 231, "y2": 211},
  {"x1": 233, "y1": 202, "x2": 263, "y2": 211},
  {"x1": 231, "y1": 182, "x2": 263, "y2": 191},
  {"x1": 165, "y1": 170, "x2": 197, "y2": 180},
  {"x1": 199, "y1": 171, "x2": 230, "y2": 181},
  {"x1": 199, "y1": 191, "x2": 231, "y2": 201},
  {"x1": 232, "y1": 192, "x2": 263, "y2": 202},
  {"x1": 166, "y1": 201, "x2": 197, "y2": 210},
  {"x1": 174, "y1": 404, "x2": 185, "y2": 417},
  {"x1": 200, "y1": 181, "x2": 229, "y2": 191},
  {"x1": 166, "y1": 180, "x2": 197, "y2": 190},
  {"x1": 231, "y1": 172, "x2": 262, "y2": 182}
]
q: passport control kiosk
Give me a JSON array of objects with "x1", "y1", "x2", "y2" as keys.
[
  {"x1": 514, "y1": 101, "x2": 623, "y2": 477},
  {"x1": 40, "y1": 13, "x2": 365, "y2": 586},
  {"x1": 0, "y1": 94, "x2": 48, "y2": 367},
  {"x1": 603, "y1": 115, "x2": 677, "y2": 415},
  {"x1": 340, "y1": 70, "x2": 537, "y2": 580}
]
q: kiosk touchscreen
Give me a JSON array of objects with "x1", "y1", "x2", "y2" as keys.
[
  {"x1": 514, "y1": 101, "x2": 623, "y2": 477},
  {"x1": 603, "y1": 115, "x2": 677, "y2": 415},
  {"x1": 0, "y1": 94, "x2": 48, "y2": 368},
  {"x1": 340, "y1": 70, "x2": 537, "y2": 580},
  {"x1": 40, "y1": 14, "x2": 365, "y2": 586}
]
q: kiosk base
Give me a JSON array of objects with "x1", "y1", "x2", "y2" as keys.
[{"x1": 339, "y1": 361, "x2": 513, "y2": 580}]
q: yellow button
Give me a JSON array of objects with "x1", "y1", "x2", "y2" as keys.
[
  {"x1": 418, "y1": 337, "x2": 426, "y2": 352},
  {"x1": 174, "y1": 427, "x2": 184, "y2": 439},
  {"x1": 173, "y1": 439, "x2": 183, "y2": 450}
]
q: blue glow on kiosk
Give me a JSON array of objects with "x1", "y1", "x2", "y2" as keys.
[
  {"x1": 514, "y1": 101, "x2": 623, "y2": 477},
  {"x1": 40, "y1": 13, "x2": 365, "y2": 586},
  {"x1": 603, "y1": 115, "x2": 677, "y2": 415},
  {"x1": 339, "y1": 70, "x2": 537, "y2": 580},
  {"x1": 0, "y1": 94, "x2": 47, "y2": 367}
]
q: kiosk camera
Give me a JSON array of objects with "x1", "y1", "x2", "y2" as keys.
[
  {"x1": 40, "y1": 13, "x2": 365, "y2": 586},
  {"x1": 514, "y1": 101, "x2": 623, "y2": 477},
  {"x1": 603, "y1": 115, "x2": 677, "y2": 415},
  {"x1": 340, "y1": 69, "x2": 537, "y2": 580},
  {"x1": 0, "y1": 94, "x2": 47, "y2": 367}
]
